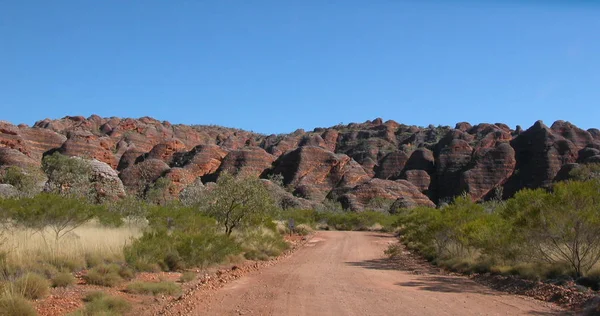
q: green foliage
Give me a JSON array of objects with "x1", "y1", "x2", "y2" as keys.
[
  {"x1": 0, "y1": 194, "x2": 121, "y2": 244},
  {"x1": 125, "y1": 281, "x2": 181, "y2": 296},
  {"x1": 70, "y1": 291, "x2": 131, "y2": 316},
  {"x1": 569, "y1": 163, "x2": 600, "y2": 182},
  {"x1": 13, "y1": 273, "x2": 50, "y2": 300},
  {"x1": 316, "y1": 211, "x2": 399, "y2": 232},
  {"x1": 83, "y1": 264, "x2": 132, "y2": 287},
  {"x1": 125, "y1": 205, "x2": 241, "y2": 271},
  {"x1": 0, "y1": 166, "x2": 44, "y2": 197},
  {"x1": 396, "y1": 180, "x2": 600, "y2": 283},
  {"x1": 0, "y1": 294, "x2": 37, "y2": 316},
  {"x1": 501, "y1": 181, "x2": 600, "y2": 276},
  {"x1": 281, "y1": 209, "x2": 318, "y2": 226},
  {"x1": 42, "y1": 152, "x2": 93, "y2": 199},
  {"x1": 51, "y1": 272, "x2": 75, "y2": 288},
  {"x1": 365, "y1": 197, "x2": 395, "y2": 212},
  {"x1": 239, "y1": 228, "x2": 289, "y2": 261},
  {"x1": 199, "y1": 172, "x2": 278, "y2": 236},
  {"x1": 145, "y1": 177, "x2": 174, "y2": 205}
]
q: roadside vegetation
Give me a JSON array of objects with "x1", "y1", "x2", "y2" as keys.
[
  {"x1": 2, "y1": 151, "x2": 599, "y2": 313},
  {"x1": 0, "y1": 154, "x2": 292, "y2": 315},
  {"x1": 392, "y1": 175, "x2": 600, "y2": 292}
]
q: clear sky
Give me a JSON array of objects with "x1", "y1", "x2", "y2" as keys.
[{"x1": 1, "y1": 1, "x2": 599, "y2": 134}]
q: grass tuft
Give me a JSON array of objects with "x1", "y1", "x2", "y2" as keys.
[
  {"x1": 13, "y1": 272, "x2": 50, "y2": 300},
  {"x1": 179, "y1": 271, "x2": 196, "y2": 283},
  {"x1": 125, "y1": 281, "x2": 181, "y2": 296},
  {"x1": 51, "y1": 272, "x2": 75, "y2": 288},
  {"x1": 0, "y1": 294, "x2": 37, "y2": 316},
  {"x1": 70, "y1": 291, "x2": 131, "y2": 316},
  {"x1": 83, "y1": 264, "x2": 130, "y2": 287}
]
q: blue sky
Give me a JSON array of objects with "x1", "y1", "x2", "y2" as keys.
[{"x1": 1, "y1": 1, "x2": 599, "y2": 134}]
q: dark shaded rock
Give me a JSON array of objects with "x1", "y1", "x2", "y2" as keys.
[
  {"x1": 551, "y1": 120, "x2": 594, "y2": 149},
  {"x1": 588, "y1": 128, "x2": 600, "y2": 141},
  {"x1": 455, "y1": 122, "x2": 472, "y2": 132},
  {"x1": 554, "y1": 163, "x2": 580, "y2": 182},
  {"x1": 401, "y1": 169, "x2": 431, "y2": 193},
  {"x1": 578, "y1": 147, "x2": 600, "y2": 163},
  {"x1": 375, "y1": 151, "x2": 409, "y2": 180},
  {"x1": 507, "y1": 120, "x2": 578, "y2": 193},
  {"x1": 404, "y1": 148, "x2": 435, "y2": 173},
  {"x1": 435, "y1": 139, "x2": 473, "y2": 200},
  {"x1": 461, "y1": 142, "x2": 516, "y2": 200}
]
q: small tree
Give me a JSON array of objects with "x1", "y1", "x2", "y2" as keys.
[
  {"x1": 145, "y1": 177, "x2": 173, "y2": 205},
  {"x1": 6, "y1": 193, "x2": 115, "y2": 246},
  {"x1": 0, "y1": 166, "x2": 45, "y2": 197},
  {"x1": 199, "y1": 173, "x2": 277, "y2": 236},
  {"x1": 42, "y1": 152, "x2": 94, "y2": 199},
  {"x1": 504, "y1": 182, "x2": 600, "y2": 277}
]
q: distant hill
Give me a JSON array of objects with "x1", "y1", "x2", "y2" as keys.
[{"x1": 2, "y1": 115, "x2": 599, "y2": 210}]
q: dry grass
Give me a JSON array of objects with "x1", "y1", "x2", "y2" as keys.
[
  {"x1": 0, "y1": 220, "x2": 144, "y2": 272},
  {"x1": 125, "y1": 281, "x2": 181, "y2": 296}
]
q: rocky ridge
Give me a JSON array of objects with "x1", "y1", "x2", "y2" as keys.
[{"x1": 1, "y1": 116, "x2": 599, "y2": 210}]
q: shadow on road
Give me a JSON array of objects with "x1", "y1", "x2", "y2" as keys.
[
  {"x1": 395, "y1": 276, "x2": 498, "y2": 295},
  {"x1": 346, "y1": 257, "x2": 440, "y2": 275}
]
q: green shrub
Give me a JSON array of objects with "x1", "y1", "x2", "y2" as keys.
[
  {"x1": 282, "y1": 209, "x2": 317, "y2": 226},
  {"x1": 125, "y1": 281, "x2": 181, "y2": 296},
  {"x1": 179, "y1": 271, "x2": 196, "y2": 283},
  {"x1": 294, "y1": 224, "x2": 313, "y2": 236},
  {"x1": 239, "y1": 229, "x2": 288, "y2": 261},
  {"x1": 83, "y1": 264, "x2": 125, "y2": 287},
  {"x1": 70, "y1": 291, "x2": 131, "y2": 316},
  {"x1": 125, "y1": 227, "x2": 242, "y2": 271},
  {"x1": 13, "y1": 272, "x2": 50, "y2": 300},
  {"x1": 315, "y1": 211, "x2": 399, "y2": 231},
  {"x1": 0, "y1": 294, "x2": 37, "y2": 316},
  {"x1": 384, "y1": 244, "x2": 403, "y2": 259},
  {"x1": 51, "y1": 272, "x2": 75, "y2": 288}
]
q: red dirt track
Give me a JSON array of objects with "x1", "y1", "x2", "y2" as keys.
[{"x1": 191, "y1": 231, "x2": 564, "y2": 315}]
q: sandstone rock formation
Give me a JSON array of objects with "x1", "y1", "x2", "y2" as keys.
[{"x1": 2, "y1": 115, "x2": 599, "y2": 209}]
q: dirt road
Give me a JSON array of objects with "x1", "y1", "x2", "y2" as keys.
[{"x1": 193, "y1": 231, "x2": 564, "y2": 315}]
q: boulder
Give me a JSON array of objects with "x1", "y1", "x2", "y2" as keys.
[
  {"x1": 271, "y1": 146, "x2": 370, "y2": 201},
  {"x1": 172, "y1": 144, "x2": 229, "y2": 178},
  {"x1": 461, "y1": 142, "x2": 516, "y2": 200},
  {"x1": 119, "y1": 159, "x2": 170, "y2": 193},
  {"x1": 216, "y1": 147, "x2": 275, "y2": 178},
  {"x1": 0, "y1": 183, "x2": 19, "y2": 198},
  {"x1": 88, "y1": 159, "x2": 126, "y2": 200},
  {"x1": 147, "y1": 139, "x2": 187, "y2": 165},
  {"x1": 400, "y1": 169, "x2": 430, "y2": 193},
  {"x1": 340, "y1": 179, "x2": 435, "y2": 211}
]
